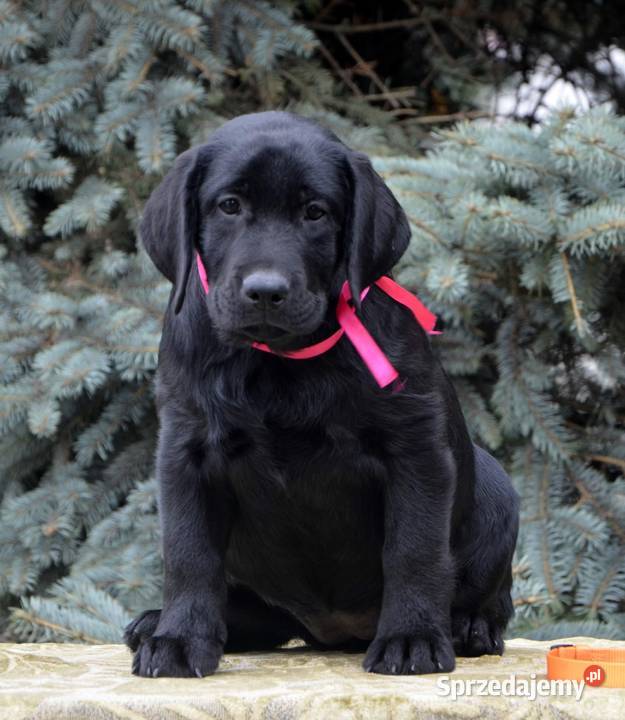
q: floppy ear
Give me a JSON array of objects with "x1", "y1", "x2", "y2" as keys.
[
  {"x1": 345, "y1": 151, "x2": 411, "y2": 307},
  {"x1": 139, "y1": 145, "x2": 209, "y2": 314}
]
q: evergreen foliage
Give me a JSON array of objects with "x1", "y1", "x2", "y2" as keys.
[
  {"x1": 384, "y1": 108, "x2": 625, "y2": 638},
  {"x1": 305, "y1": 0, "x2": 625, "y2": 124},
  {"x1": 1, "y1": 1, "x2": 624, "y2": 643}
]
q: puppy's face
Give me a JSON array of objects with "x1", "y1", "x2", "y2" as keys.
[
  {"x1": 140, "y1": 112, "x2": 411, "y2": 351},
  {"x1": 198, "y1": 141, "x2": 348, "y2": 348}
]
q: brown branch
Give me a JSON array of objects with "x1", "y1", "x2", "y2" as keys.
[
  {"x1": 316, "y1": 40, "x2": 363, "y2": 98},
  {"x1": 176, "y1": 48, "x2": 237, "y2": 79},
  {"x1": 587, "y1": 454, "x2": 625, "y2": 472},
  {"x1": 424, "y1": 18, "x2": 455, "y2": 66},
  {"x1": 562, "y1": 219, "x2": 625, "y2": 246},
  {"x1": 575, "y1": 479, "x2": 625, "y2": 543},
  {"x1": 127, "y1": 56, "x2": 155, "y2": 92},
  {"x1": 336, "y1": 32, "x2": 404, "y2": 108},
  {"x1": 10, "y1": 608, "x2": 102, "y2": 644},
  {"x1": 388, "y1": 108, "x2": 423, "y2": 116},
  {"x1": 364, "y1": 87, "x2": 417, "y2": 101},
  {"x1": 559, "y1": 250, "x2": 584, "y2": 335},
  {"x1": 539, "y1": 458, "x2": 558, "y2": 600},
  {"x1": 514, "y1": 594, "x2": 547, "y2": 607},
  {"x1": 590, "y1": 557, "x2": 622, "y2": 616},
  {"x1": 314, "y1": 0, "x2": 342, "y2": 23},
  {"x1": 307, "y1": 17, "x2": 438, "y2": 34},
  {"x1": 406, "y1": 213, "x2": 452, "y2": 249},
  {"x1": 398, "y1": 109, "x2": 491, "y2": 122}
]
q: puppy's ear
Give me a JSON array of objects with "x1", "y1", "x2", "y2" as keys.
[
  {"x1": 345, "y1": 151, "x2": 411, "y2": 307},
  {"x1": 140, "y1": 145, "x2": 209, "y2": 314}
]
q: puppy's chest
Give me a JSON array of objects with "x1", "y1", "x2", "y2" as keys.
[
  {"x1": 222, "y1": 416, "x2": 388, "y2": 498},
  {"x1": 222, "y1": 416, "x2": 387, "y2": 609}
]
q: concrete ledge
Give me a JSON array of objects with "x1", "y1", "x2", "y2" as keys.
[{"x1": 1, "y1": 637, "x2": 624, "y2": 719}]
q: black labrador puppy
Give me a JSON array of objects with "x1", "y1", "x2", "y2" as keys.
[{"x1": 125, "y1": 111, "x2": 519, "y2": 677}]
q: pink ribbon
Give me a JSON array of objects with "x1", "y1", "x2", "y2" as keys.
[{"x1": 195, "y1": 253, "x2": 440, "y2": 388}]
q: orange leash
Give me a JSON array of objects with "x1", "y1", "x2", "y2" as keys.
[{"x1": 547, "y1": 643, "x2": 625, "y2": 688}]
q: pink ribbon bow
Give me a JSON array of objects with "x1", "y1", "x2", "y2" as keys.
[{"x1": 196, "y1": 253, "x2": 440, "y2": 388}]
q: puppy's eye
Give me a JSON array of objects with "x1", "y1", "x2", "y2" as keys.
[
  {"x1": 305, "y1": 203, "x2": 326, "y2": 221},
  {"x1": 218, "y1": 198, "x2": 241, "y2": 215}
]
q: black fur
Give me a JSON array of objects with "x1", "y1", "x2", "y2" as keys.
[{"x1": 126, "y1": 111, "x2": 519, "y2": 677}]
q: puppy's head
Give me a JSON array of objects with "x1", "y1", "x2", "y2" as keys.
[{"x1": 140, "y1": 111, "x2": 410, "y2": 349}]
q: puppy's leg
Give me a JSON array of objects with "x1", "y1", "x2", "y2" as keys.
[
  {"x1": 125, "y1": 586, "x2": 311, "y2": 656},
  {"x1": 452, "y1": 445, "x2": 519, "y2": 657},
  {"x1": 363, "y1": 402, "x2": 457, "y2": 675},
  {"x1": 452, "y1": 568, "x2": 514, "y2": 657},
  {"x1": 129, "y1": 409, "x2": 233, "y2": 678}
]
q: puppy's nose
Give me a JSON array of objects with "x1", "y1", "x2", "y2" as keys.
[{"x1": 241, "y1": 271, "x2": 289, "y2": 309}]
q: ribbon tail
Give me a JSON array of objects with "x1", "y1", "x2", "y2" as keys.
[
  {"x1": 196, "y1": 252, "x2": 209, "y2": 293},
  {"x1": 375, "y1": 276, "x2": 440, "y2": 334},
  {"x1": 337, "y1": 291, "x2": 399, "y2": 388}
]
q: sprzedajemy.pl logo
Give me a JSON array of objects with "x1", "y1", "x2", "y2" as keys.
[{"x1": 437, "y1": 672, "x2": 586, "y2": 701}]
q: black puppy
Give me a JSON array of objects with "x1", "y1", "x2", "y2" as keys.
[{"x1": 125, "y1": 111, "x2": 519, "y2": 677}]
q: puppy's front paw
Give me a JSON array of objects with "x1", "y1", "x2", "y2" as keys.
[
  {"x1": 132, "y1": 633, "x2": 223, "y2": 678},
  {"x1": 452, "y1": 612, "x2": 504, "y2": 657},
  {"x1": 363, "y1": 631, "x2": 455, "y2": 675}
]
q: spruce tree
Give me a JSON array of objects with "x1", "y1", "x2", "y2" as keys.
[
  {"x1": 1, "y1": 1, "x2": 624, "y2": 643},
  {"x1": 384, "y1": 109, "x2": 625, "y2": 639}
]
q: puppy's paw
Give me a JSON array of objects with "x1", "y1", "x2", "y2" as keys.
[
  {"x1": 452, "y1": 612, "x2": 504, "y2": 657},
  {"x1": 124, "y1": 609, "x2": 161, "y2": 652},
  {"x1": 132, "y1": 633, "x2": 223, "y2": 678},
  {"x1": 363, "y1": 631, "x2": 455, "y2": 675}
]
